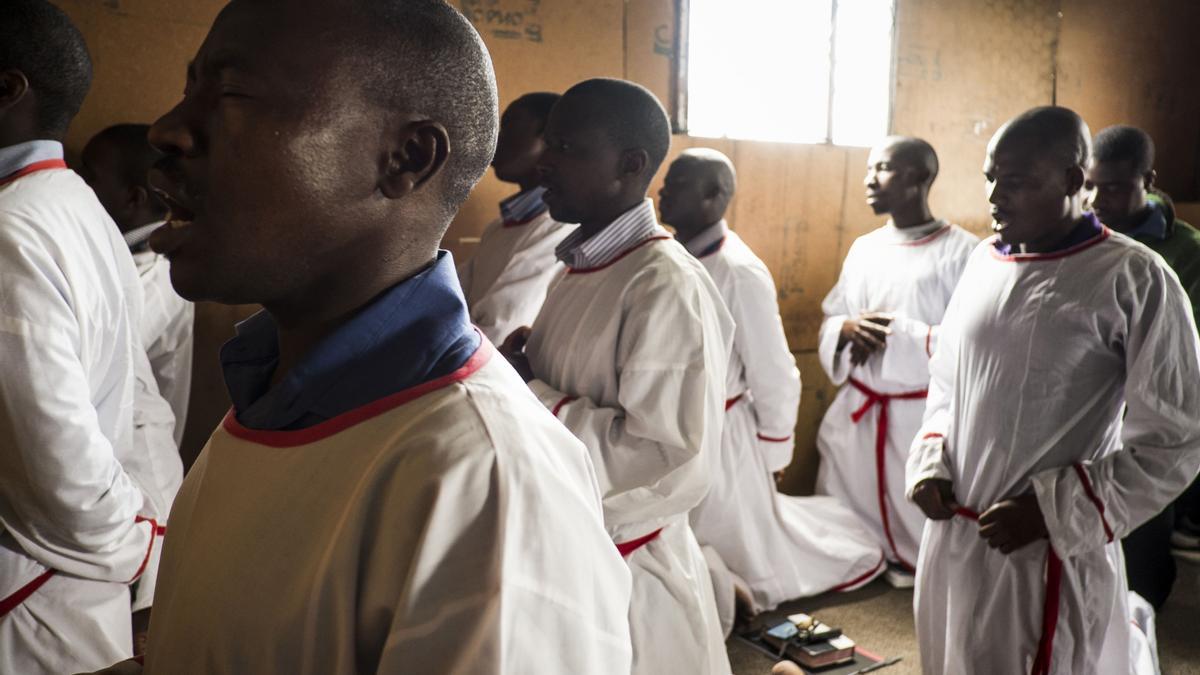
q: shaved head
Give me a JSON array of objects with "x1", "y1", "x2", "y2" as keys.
[
  {"x1": 678, "y1": 148, "x2": 737, "y2": 198},
  {"x1": 989, "y1": 106, "x2": 1091, "y2": 171},
  {"x1": 882, "y1": 136, "x2": 939, "y2": 185},
  {"x1": 560, "y1": 78, "x2": 671, "y2": 183}
]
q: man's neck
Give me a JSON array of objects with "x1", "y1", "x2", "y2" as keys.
[
  {"x1": 578, "y1": 195, "x2": 647, "y2": 240},
  {"x1": 1107, "y1": 203, "x2": 1154, "y2": 234},
  {"x1": 1024, "y1": 212, "x2": 1088, "y2": 254},
  {"x1": 889, "y1": 200, "x2": 935, "y2": 229},
  {"x1": 674, "y1": 218, "x2": 721, "y2": 244}
]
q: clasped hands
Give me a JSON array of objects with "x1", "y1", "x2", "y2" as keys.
[
  {"x1": 838, "y1": 312, "x2": 893, "y2": 366},
  {"x1": 912, "y1": 478, "x2": 1049, "y2": 554}
]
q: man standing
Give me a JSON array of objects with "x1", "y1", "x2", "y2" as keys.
[
  {"x1": 503, "y1": 79, "x2": 734, "y2": 674},
  {"x1": 458, "y1": 92, "x2": 575, "y2": 344},
  {"x1": 908, "y1": 107, "x2": 1200, "y2": 674},
  {"x1": 1085, "y1": 124, "x2": 1200, "y2": 607},
  {"x1": 81, "y1": 123, "x2": 195, "y2": 447},
  {"x1": 661, "y1": 148, "x2": 884, "y2": 633},
  {"x1": 0, "y1": 2, "x2": 161, "y2": 671},
  {"x1": 90, "y1": 2, "x2": 634, "y2": 673},
  {"x1": 816, "y1": 136, "x2": 978, "y2": 582}
]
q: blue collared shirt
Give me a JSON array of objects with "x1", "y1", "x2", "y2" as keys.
[
  {"x1": 554, "y1": 199, "x2": 663, "y2": 269},
  {"x1": 1124, "y1": 201, "x2": 1170, "y2": 242},
  {"x1": 221, "y1": 251, "x2": 481, "y2": 431},
  {"x1": 0, "y1": 140, "x2": 63, "y2": 178}
]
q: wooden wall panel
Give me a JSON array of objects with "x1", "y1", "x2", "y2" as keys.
[
  {"x1": 1056, "y1": 0, "x2": 1200, "y2": 200},
  {"x1": 891, "y1": 0, "x2": 1059, "y2": 236}
]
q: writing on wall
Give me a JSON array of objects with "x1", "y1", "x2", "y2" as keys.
[{"x1": 460, "y1": 0, "x2": 544, "y2": 43}]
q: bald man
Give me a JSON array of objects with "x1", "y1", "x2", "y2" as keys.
[
  {"x1": 81, "y1": 124, "x2": 194, "y2": 448},
  {"x1": 661, "y1": 149, "x2": 883, "y2": 632},
  {"x1": 458, "y1": 92, "x2": 577, "y2": 344},
  {"x1": 815, "y1": 136, "x2": 978, "y2": 582},
  {"x1": 502, "y1": 80, "x2": 733, "y2": 674},
  {"x1": 85, "y1": 2, "x2": 634, "y2": 673},
  {"x1": 907, "y1": 107, "x2": 1200, "y2": 674}
]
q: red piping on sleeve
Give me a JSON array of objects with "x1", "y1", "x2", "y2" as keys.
[
  {"x1": 756, "y1": 433, "x2": 791, "y2": 442},
  {"x1": 551, "y1": 395, "x2": 578, "y2": 418},
  {"x1": 1072, "y1": 463, "x2": 1114, "y2": 543}
]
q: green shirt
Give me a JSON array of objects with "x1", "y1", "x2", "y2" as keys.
[{"x1": 1129, "y1": 197, "x2": 1200, "y2": 332}]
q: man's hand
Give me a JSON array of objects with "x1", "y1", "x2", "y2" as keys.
[
  {"x1": 978, "y1": 493, "x2": 1049, "y2": 554},
  {"x1": 838, "y1": 313, "x2": 893, "y2": 366},
  {"x1": 911, "y1": 478, "x2": 960, "y2": 520},
  {"x1": 499, "y1": 326, "x2": 534, "y2": 383}
]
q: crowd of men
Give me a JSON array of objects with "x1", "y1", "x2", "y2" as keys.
[{"x1": 1, "y1": 1, "x2": 1198, "y2": 674}]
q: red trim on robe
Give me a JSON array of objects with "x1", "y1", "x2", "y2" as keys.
[
  {"x1": 551, "y1": 395, "x2": 578, "y2": 417},
  {"x1": 925, "y1": 325, "x2": 933, "y2": 357},
  {"x1": 756, "y1": 433, "x2": 791, "y2": 442},
  {"x1": 1072, "y1": 462, "x2": 1115, "y2": 543},
  {"x1": 988, "y1": 228, "x2": 1111, "y2": 263},
  {"x1": 615, "y1": 528, "x2": 662, "y2": 557},
  {"x1": 724, "y1": 393, "x2": 744, "y2": 411},
  {"x1": 897, "y1": 224, "x2": 951, "y2": 247},
  {"x1": 223, "y1": 338, "x2": 494, "y2": 448},
  {"x1": 0, "y1": 159, "x2": 68, "y2": 186},
  {"x1": 128, "y1": 517, "x2": 160, "y2": 583},
  {"x1": 566, "y1": 236, "x2": 671, "y2": 274},
  {"x1": 830, "y1": 552, "x2": 886, "y2": 592},
  {"x1": 921, "y1": 432, "x2": 944, "y2": 441}
]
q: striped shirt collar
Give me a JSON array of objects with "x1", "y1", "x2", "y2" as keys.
[
  {"x1": 500, "y1": 186, "x2": 549, "y2": 225},
  {"x1": 124, "y1": 220, "x2": 165, "y2": 251},
  {"x1": 555, "y1": 198, "x2": 664, "y2": 269},
  {"x1": 0, "y1": 140, "x2": 63, "y2": 179},
  {"x1": 679, "y1": 220, "x2": 728, "y2": 257}
]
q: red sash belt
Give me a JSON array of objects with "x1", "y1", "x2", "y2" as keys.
[
  {"x1": 954, "y1": 507, "x2": 1062, "y2": 675},
  {"x1": 0, "y1": 569, "x2": 56, "y2": 619},
  {"x1": 847, "y1": 377, "x2": 927, "y2": 572},
  {"x1": 615, "y1": 528, "x2": 663, "y2": 558}
]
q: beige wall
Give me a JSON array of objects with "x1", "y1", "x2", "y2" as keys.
[{"x1": 59, "y1": 0, "x2": 1200, "y2": 491}]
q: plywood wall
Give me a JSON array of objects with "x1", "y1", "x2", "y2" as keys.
[{"x1": 59, "y1": 0, "x2": 1200, "y2": 491}]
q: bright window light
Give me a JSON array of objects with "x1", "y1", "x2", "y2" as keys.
[{"x1": 686, "y1": 0, "x2": 895, "y2": 147}]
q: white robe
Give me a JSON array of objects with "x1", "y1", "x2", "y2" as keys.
[
  {"x1": 816, "y1": 220, "x2": 978, "y2": 568},
  {"x1": 143, "y1": 346, "x2": 633, "y2": 674},
  {"x1": 526, "y1": 234, "x2": 734, "y2": 675},
  {"x1": 133, "y1": 247, "x2": 194, "y2": 446},
  {"x1": 687, "y1": 229, "x2": 884, "y2": 629},
  {"x1": 457, "y1": 211, "x2": 574, "y2": 344},
  {"x1": 0, "y1": 164, "x2": 159, "y2": 673},
  {"x1": 907, "y1": 229, "x2": 1200, "y2": 675}
]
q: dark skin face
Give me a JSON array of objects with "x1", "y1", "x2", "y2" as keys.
[
  {"x1": 537, "y1": 96, "x2": 652, "y2": 236},
  {"x1": 657, "y1": 155, "x2": 726, "y2": 240},
  {"x1": 1084, "y1": 159, "x2": 1155, "y2": 233},
  {"x1": 0, "y1": 68, "x2": 44, "y2": 147},
  {"x1": 984, "y1": 137, "x2": 1084, "y2": 253},
  {"x1": 491, "y1": 103, "x2": 545, "y2": 191},
  {"x1": 863, "y1": 141, "x2": 932, "y2": 228},
  {"x1": 77, "y1": 137, "x2": 162, "y2": 234},
  {"x1": 148, "y1": 1, "x2": 450, "y2": 376}
]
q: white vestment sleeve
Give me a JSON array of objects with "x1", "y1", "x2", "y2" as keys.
[
  {"x1": 527, "y1": 276, "x2": 716, "y2": 530},
  {"x1": 731, "y1": 266, "x2": 801, "y2": 473},
  {"x1": 0, "y1": 224, "x2": 151, "y2": 582},
  {"x1": 468, "y1": 226, "x2": 564, "y2": 345},
  {"x1": 905, "y1": 288, "x2": 962, "y2": 498},
  {"x1": 1031, "y1": 261, "x2": 1200, "y2": 559},
  {"x1": 818, "y1": 261, "x2": 853, "y2": 386}
]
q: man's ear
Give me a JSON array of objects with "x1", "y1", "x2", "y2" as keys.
[
  {"x1": 618, "y1": 148, "x2": 650, "y2": 181},
  {"x1": 1144, "y1": 169, "x2": 1157, "y2": 191},
  {"x1": 380, "y1": 120, "x2": 450, "y2": 199},
  {"x1": 1065, "y1": 165, "x2": 1085, "y2": 196},
  {"x1": 0, "y1": 69, "x2": 30, "y2": 114}
]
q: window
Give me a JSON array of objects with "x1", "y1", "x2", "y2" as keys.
[{"x1": 680, "y1": 0, "x2": 896, "y2": 147}]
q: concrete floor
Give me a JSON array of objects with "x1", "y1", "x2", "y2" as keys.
[{"x1": 728, "y1": 557, "x2": 1200, "y2": 674}]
